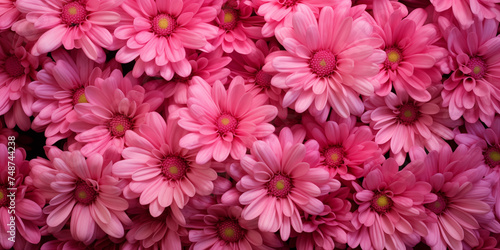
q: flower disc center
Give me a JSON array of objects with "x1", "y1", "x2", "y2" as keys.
[
  {"x1": 484, "y1": 145, "x2": 500, "y2": 168},
  {"x1": 384, "y1": 47, "x2": 402, "y2": 69},
  {"x1": 74, "y1": 180, "x2": 97, "y2": 205},
  {"x1": 255, "y1": 70, "x2": 272, "y2": 87},
  {"x1": 108, "y1": 115, "x2": 133, "y2": 137},
  {"x1": 61, "y1": 2, "x2": 87, "y2": 26},
  {"x1": 371, "y1": 193, "x2": 393, "y2": 214},
  {"x1": 217, "y1": 219, "x2": 244, "y2": 242},
  {"x1": 425, "y1": 192, "x2": 447, "y2": 214},
  {"x1": 323, "y1": 146, "x2": 344, "y2": 168},
  {"x1": 310, "y1": 50, "x2": 336, "y2": 77},
  {"x1": 397, "y1": 103, "x2": 419, "y2": 125},
  {"x1": 220, "y1": 8, "x2": 238, "y2": 30},
  {"x1": 267, "y1": 174, "x2": 293, "y2": 198},
  {"x1": 216, "y1": 113, "x2": 238, "y2": 134},
  {"x1": 161, "y1": 156, "x2": 188, "y2": 181},
  {"x1": 152, "y1": 14, "x2": 177, "y2": 36},
  {"x1": 72, "y1": 88, "x2": 87, "y2": 105},
  {"x1": 4, "y1": 56, "x2": 25, "y2": 78},
  {"x1": 467, "y1": 57, "x2": 486, "y2": 79}
]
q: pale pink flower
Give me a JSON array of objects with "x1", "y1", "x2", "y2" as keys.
[
  {"x1": 114, "y1": 0, "x2": 219, "y2": 80},
  {"x1": 429, "y1": 0, "x2": 500, "y2": 28},
  {"x1": 0, "y1": 31, "x2": 39, "y2": 131},
  {"x1": 211, "y1": 0, "x2": 264, "y2": 54},
  {"x1": 14, "y1": 0, "x2": 122, "y2": 63},
  {"x1": 0, "y1": 0, "x2": 22, "y2": 30},
  {"x1": 441, "y1": 18, "x2": 500, "y2": 126},
  {"x1": 237, "y1": 127, "x2": 334, "y2": 241},
  {"x1": 362, "y1": 86, "x2": 461, "y2": 165},
  {"x1": 407, "y1": 145, "x2": 500, "y2": 249},
  {"x1": 69, "y1": 70, "x2": 163, "y2": 156},
  {"x1": 33, "y1": 150, "x2": 131, "y2": 245},
  {"x1": 264, "y1": 5, "x2": 385, "y2": 118},
  {"x1": 0, "y1": 144, "x2": 44, "y2": 249},
  {"x1": 296, "y1": 187, "x2": 355, "y2": 249},
  {"x1": 30, "y1": 49, "x2": 118, "y2": 145},
  {"x1": 112, "y1": 112, "x2": 218, "y2": 218},
  {"x1": 371, "y1": 0, "x2": 447, "y2": 102},
  {"x1": 348, "y1": 159, "x2": 434, "y2": 250},
  {"x1": 188, "y1": 204, "x2": 283, "y2": 249},
  {"x1": 178, "y1": 76, "x2": 278, "y2": 164},
  {"x1": 303, "y1": 114, "x2": 382, "y2": 180}
]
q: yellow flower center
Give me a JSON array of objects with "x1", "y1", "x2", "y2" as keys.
[
  {"x1": 78, "y1": 191, "x2": 87, "y2": 199},
  {"x1": 403, "y1": 110, "x2": 413, "y2": 118},
  {"x1": 169, "y1": 166, "x2": 179, "y2": 174},
  {"x1": 158, "y1": 18, "x2": 169, "y2": 29},
  {"x1": 387, "y1": 51, "x2": 400, "y2": 63},
  {"x1": 221, "y1": 117, "x2": 230, "y2": 126},
  {"x1": 115, "y1": 124, "x2": 124, "y2": 132},
  {"x1": 275, "y1": 180, "x2": 285, "y2": 190},
  {"x1": 224, "y1": 12, "x2": 234, "y2": 23},
  {"x1": 68, "y1": 6, "x2": 77, "y2": 15},
  {"x1": 376, "y1": 195, "x2": 389, "y2": 207},
  {"x1": 473, "y1": 66, "x2": 482, "y2": 75},
  {"x1": 224, "y1": 228, "x2": 235, "y2": 238},
  {"x1": 78, "y1": 93, "x2": 87, "y2": 103},
  {"x1": 489, "y1": 151, "x2": 500, "y2": 162}
]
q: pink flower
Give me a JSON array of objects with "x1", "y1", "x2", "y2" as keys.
[
  {"x1": 0, "y1": 0, "x2": 22, "y2": 30},
  {"x1": 112, "y1": 112, "x2": 218, "y2": 218},
  {"x1": 264, "y1": 5, "x2": 384, "y2": 118},
  {"x1": 178, "y1": 76, "x2": 278, "y2": 164},
  {"x1": 303, "y1": 114, "x2": 383, "y2": 180},
  {"x1": 211, "y1": 0, "x2": 264, "y2": 55},
  {"x1": 441, "y1": 18, "x2": 500, "y2": 126},
  {"x1": 69, "y1": 70, "x2": 163, "y2": 156},
  {"x1": 348, "y1": 159, "x2": 434, "y2": 250},
  {"x1": 362, "y1": 86, "x2": 461, "y2": 165},
  {"x1": 0, "y1": 31, "x2": 39, "y2": 131},
  {"x1": 429, "y1": 0, "x2": 500, "y2": 29},
  {"x1": 371, "y1": 1, "x2": 447, "y2": 102},
  {"x1": 0, "y1": 144, "x2": 44, "y2": 249},
  {"x1": 114, "y1": 0, "x2": 219, "y2": 80},
  {"x1": 31, "y1": 150, "x2": 131, "y2": 245},
  {"x1": 188, "y1": 204, "x2": 283, "y2": 249},
  {"x1": 14, "y1": 0, "x2": 122, "y2": 62},
  {"x1": 407, "y1": 145, "x2": 500, "y2": 249},
  {"x1": 237, "y1": 127, "x2": 334, "y2": 241},
  {"x1": 30, "y1": 49, "x2": 118, "y2": 145}
]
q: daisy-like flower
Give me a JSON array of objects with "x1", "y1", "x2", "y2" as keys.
[
  {"x1": 14, "y1": 0, "x2": 122, "y2": 63},
  {"x1": 237, "y1": 127, "x2": 334, "y2": 241},
  {"x1": 303, "y1": 114, "x2": 382, "y2": 180},
  {"x1": 69, "y1": 70, "x2": 163, "y2": 156},
  {"x1": 114, "y1": 0, "x2": 219, "y2": 80},
  {"x1": 265, "y1": 5, "x2": 385, "y2": 118},
  {"x1": 31, "y1": 150, "x2": 131, "y2": 245},
  {"x1": 30, "y1": 49, "x2": 119, "y2": 145},
  {"x1": 348, "y1": 159, "x2": 435, "y2": 250},
  {"x1": 370, "y1": 1, "x2": 447, "y2": 102},
  {"x1": 0, "y1": 144, "x2": 44, "y2": 249},
  {"x1": 441, "y1": 18, "x2": 500, "y2": 126},
  {"x1": 178, "y1": 76, "x2": 278, "y2": 164},
  {"x1": 429, "y1": 0, "x2": 500, "y2": 29},
  {"x1": 407, "y1": 145, "x2": 500, "y2": 249},
  {"x1": 211, "y1": 0, "x2": 264, "y2": 55},
  {"x1": 188, "y1": 204, "x2": 283, "y2": 249},
  {"x1": 112, "y1": 112, "x2": 218, "y2": 218},
  {"x1": 362, "y1": 86, "x2": 461, "y2": 165},
  {"x1": 0, "y1": 31, "x2": 39, "y2": 131}
]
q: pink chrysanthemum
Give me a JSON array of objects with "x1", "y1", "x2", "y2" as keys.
[
  {"x1": 295, "y1": 187, "x2": 355, "y2": 249},
  {"x1": 178, "y1": 76, "x2": 278, "y2": 164},
  {"x1": 362, "y1": 86, "x2": 461, "y2": 165},
  {"x1": 264, "y1": 5, "x2": 385, "y2": 118},
  {"x1": 237, "y1": 127, "x2": 334, "y2": 241},
  {"x1": 370, "y1": 1, "x2": 447, "y2": 102},
  {"x1": 441, "y1": 18, "x2": 500, "y2": 126},
  {"x1": 30, "y1": 49, "x2": 118, "y2": 145},
  {"x1": 112, "y1": 112, "x2": 218, "y2": 218},
  {"x1": 303, "y1": 114, "x2": 382, "y2": 180},
  {"x1": 407, "y1": 145, "x2": 500, "y2": 249},
  {"x1": 14, "y1": 0, "x2": 121, "y2": 63},
  {"x1": 348, "y1": 159, "x2": 434, "y2": 250},
  {"x1": 68, "y1": 70, "x2": 163, "y2": 156},
  {"x1": 188, "y1": 204, "x2": 283, "y2": 249},
  {"x1": 0, "y1": 31, "x2": 39, "y2": 131},
  {"x1": 30, "y1": 150, "x2": 131, "y2": 245},
  {"x1": 0, "y1": 144, "x2": 44, "y2": 249},
  {"x1": 211, "y1": 0, "x2": 264, "y2": 54},
  {"x1": 0, "y1": 0, "x2": 22, "y2": 30},
  {"x1": 430, "y1": 0, "x2": 500, "y2": 28},
  {"x1": 114, "y1": 0, "x2": 219, "y2": 80}
]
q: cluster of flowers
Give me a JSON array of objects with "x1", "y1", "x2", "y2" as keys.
[{"x1": 1, "y1": 0, "x2": 500, "y2": 249}]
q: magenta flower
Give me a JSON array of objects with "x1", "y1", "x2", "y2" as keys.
[
  {"x1": 30, "y1": 150, "x2": 131, "y2": 245},
  {"x1": 429, "y1": 0, "x2": 500, "y2": 29},
  {"x1": 30, "y1": 49, "x2": 118, "y2": 145},
  {"x1": 371, "y1": 1, "x2": 447, "y2": 102},
  {"x1": 237, "y1": 127, "x2": 334, "y2": 241},
  {"x1": 112, "y1": 112, "x2": 218, "y2": 218},
  {"x1": 0, "y1": 31, "x2": 39, "y2": 131},
  {"x1": 362, "y1": 86, "x2": 461, "y2": 165},
  {"x1": 69, "y1": 70, "x2": 163, "y2": 156},
  {"x1": 0, "y1": 144, "x2": 44, "y2": 249},
  {"x1": 407, "y1": 145, "x2": 500, "y2": 249},
  {"x1": 265, "y1": 5, "x2": 384, "y2": 117},
  {"x1": 114, "y1": 0, "x2": 219, "y2": 80},
  {"x1": 442, "y1": 18, "x2": 500, "y2": 126},
  {"x1": 349, "y1": 159, "x2": 435, "y2": 250},
  {"x1": 188, "y1": 204, "x2": 283, "y2": 249},
  {"x1": 14, "y1": 0, "x2": 122, "y2": 62},
  {"x1": 178, "y1": 76, "x2": 278, "y2": 164}
]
